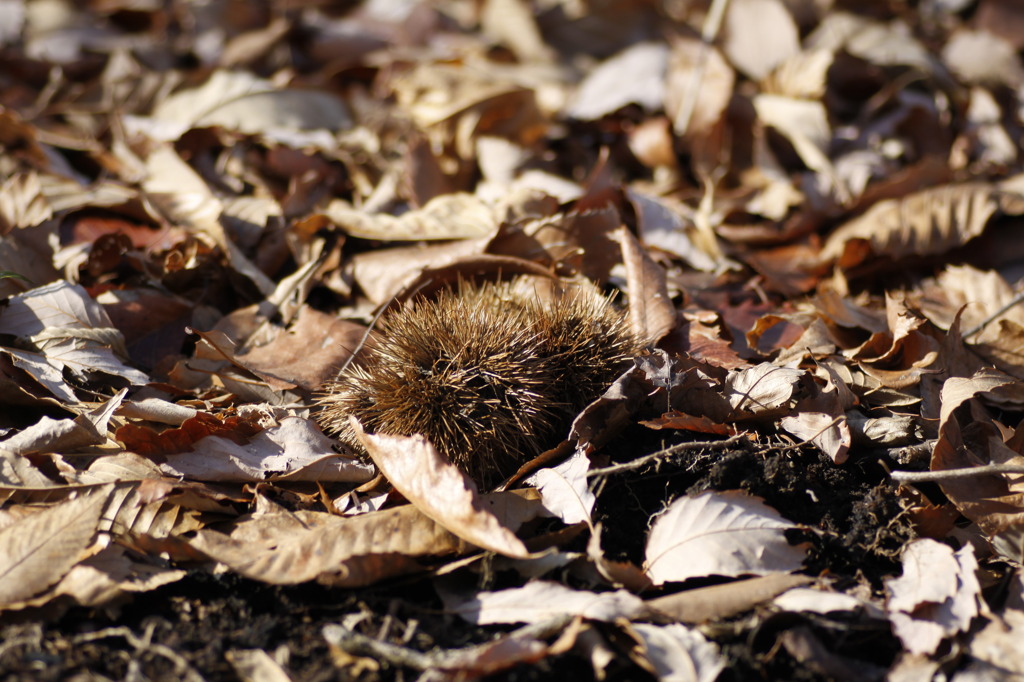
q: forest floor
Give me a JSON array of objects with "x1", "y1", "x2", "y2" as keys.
[{"x1": 2, "y1": 1, "x2": 1024, "y2": 680}]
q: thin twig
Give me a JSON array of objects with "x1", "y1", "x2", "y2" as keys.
[
  {"x1": 587, "y1": 433, "x2": 748, "y2": 478},
  {"x1": 963, "y1": 288, "x2": 1024, "y2": 338},
  {"x1": 882, "y1": 440, "x2": 936, "y2": 466},
  {"x1": 322, "y1": 615, "x2": 573, "y2": 672},
  {"x1": 71, "y1": 626, "x2": 205, "y2": 682},
  {"x1": 890, "y1": 463, "x2": 1024, "y2": 483}
]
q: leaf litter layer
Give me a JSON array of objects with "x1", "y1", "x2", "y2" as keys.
[{"x1": 3, "y1": 0, "x2": 1024, "y2": 680}]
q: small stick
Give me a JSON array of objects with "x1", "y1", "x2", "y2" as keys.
[
  {"x1": 963, "y1": 288, "x2": 1024, "y2": 338},
  {"x1": 322, "y1": 614, "x2": 573, "y2": 672},
  {"x1": 890, "y1": 463, "x2": 1024, "y2": 483},
  {"x1": 587, "y1": 433, "x2": 748, "y2": 478}
]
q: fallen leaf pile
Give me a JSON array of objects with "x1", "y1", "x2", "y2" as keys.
[{"x1": 3, "y1": 0, "x2": 1024, "y2": 679}]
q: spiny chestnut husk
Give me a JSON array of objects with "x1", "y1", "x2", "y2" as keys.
[{"x1": 318, "y1": 279, "x2": 639, "y2": 488}]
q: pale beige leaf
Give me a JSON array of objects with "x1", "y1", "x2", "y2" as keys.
[
  {"x1": 626, "y1": 189, "x2": 719, "y2": 272},
  {"x1": 0, "y1": 487, "x2": 109, "y2": 606},
  {"x1": 773, "y1": 587, "x2": 886, "y2": 618},
  {"x1": 443, "y1": 580, "x2": 650, "y2": 625},
  {"x1": 480, "y1": 0, "x2": 552, "y2": 64},
  {"x1": 943, "y1": 29, "x2": 1024, "y2": 87},
  {"x1": 938, "y1": 369, "x2": 1023, "y2": 427},
  {"x1": 117, "y1": 398, "x2": 198, "y2": 426},
  {"x1": 567, "y1": 42, "x2": 668, "y2": 120},
  {"x1": 0, "y1": 281, "x2": 148, "y2": 387},
  {"x1": 762, "y1": 49, "x2": 834, "y2": 100},
  {"x1": 0, "y1": 449, "x2": 55, "y2": 488},
  {"x1": 527, "y1": 451, "x2": 594, "y2": 526},
  {"x1": 644, "y1": 491, "x2": 805, "y2": 585},
  {"x1": 617, "y1": 226, "x2": 675, "y2": 345},
  {"x1": 724, "y1": 363, "x2": 805, "y2": 417},
  {"x1": 0, "y1": 390, "x2": 125, "y2": 457},
  {"x1": 324, "y1": 192, "x2": 497, "y2": 241},
  {"x1": 886, "y1": 539, "x2": 982, "y2": 655},
  {"x1": 354, "y1": 422, "x2": 531, "y2": 559},
  {"x1": 780, "y1": 410, "x2": 850, "y2": 464},
  {"x1": 969, "y1": 608, "x2": 1024, "y2": 676},
  {"x1": 723, "y1": 0, "x2": 800, "y2": 80},
  {"x1": 632, "y1": 623, "x2": 725, "y2": 682}
]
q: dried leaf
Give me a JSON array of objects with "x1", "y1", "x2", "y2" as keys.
[
  {"x1": 190, "y1": 504, "x2": 467, "y2": 586},
  {"x1": 647, "y1": 574, "x2": 813, "y2": 624},
  {"x1": 443, "y1": 580, "x2": 650, "y2": 625},
  {"x1": 567, "y1": 43, "x2": 668, "y2": 120},
  {"x1": 159, "y1": 417, "x2": 375, "y2": 483},
  {"x1": 644, "y1": 491, "x2": 806, "y2": 585},
  {"x1": 5, "y1": 545, "x2": 186, "y2": 612},
  {"x1": 969, "y1": 608, "x2": 1024, "y2": 677},
  {"x1": 354, "y1": 421, "x2": 532, "y2": 558},
  {"x1": 632, "y1": 623, "x2": 725, "y2": 682},
  {"x1": 0, "y1": 281, "x2": 149, "y2": 390},
  {"x1": 886, "y1": 539, "x2": 982, "y2": 655},
  {"x1": 666, "y1": 37, "x2": 734, "y2": 138},
  {"x1": 617, "y1": 226, "x2": 675, "y2": 345},
  {"x1": 146, "y1": 69, "x2": 351, "y2": 141},
  {"x1": 822, "y1": 184, "x2": 1024, "y2": 268},
  {"x1": 0, "y1": 486, "x2": 110, "y2": 607},
  {"x1": 527, "y1": 451, "x2": 594, "y2": 526},
  {"x1": 724, "y1": 0, "x2": 800, "y2": 80},
  {"x1": 724, "y1": 363, "x2": 805, "y2": 418},
  {"x1": 324, "y1": 193, "x2": 497, "y2": 241},
  {"x1": 773, "y1": 586, "x2": 886, "y2": 618}
]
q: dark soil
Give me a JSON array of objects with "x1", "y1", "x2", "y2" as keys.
[{"x1": 1, "y1": 432, "x2": 916, "y2": 682}]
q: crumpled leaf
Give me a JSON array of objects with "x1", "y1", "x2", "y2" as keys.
[
  {"x1": 0, "y1": 389, "x2": 124, "y2": 456},
  {"x1": 644, "y1": 490, "x2": 806, "y2": 585},
  {"x1": 0, "y1": 281, "x2": 149, "y2": 393},
  {"x1": 190, "y1": 503, "x2": 467, "y2": 586},
  {"x1": 822, "y1": 184, "x2": 1024, "y2": 268},
  {"x1": 968, "y1": 608, "x2": 1024, "y2": 677},
  {"x1": 779, "y1": 381, "x2": 851, "y2": 464},
  {"x1": 886, "y1": 539, "x2": 982, "y2": 656},
  {"x1": 324, "y1": 192, "x2": 498, "y2": 241}
]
